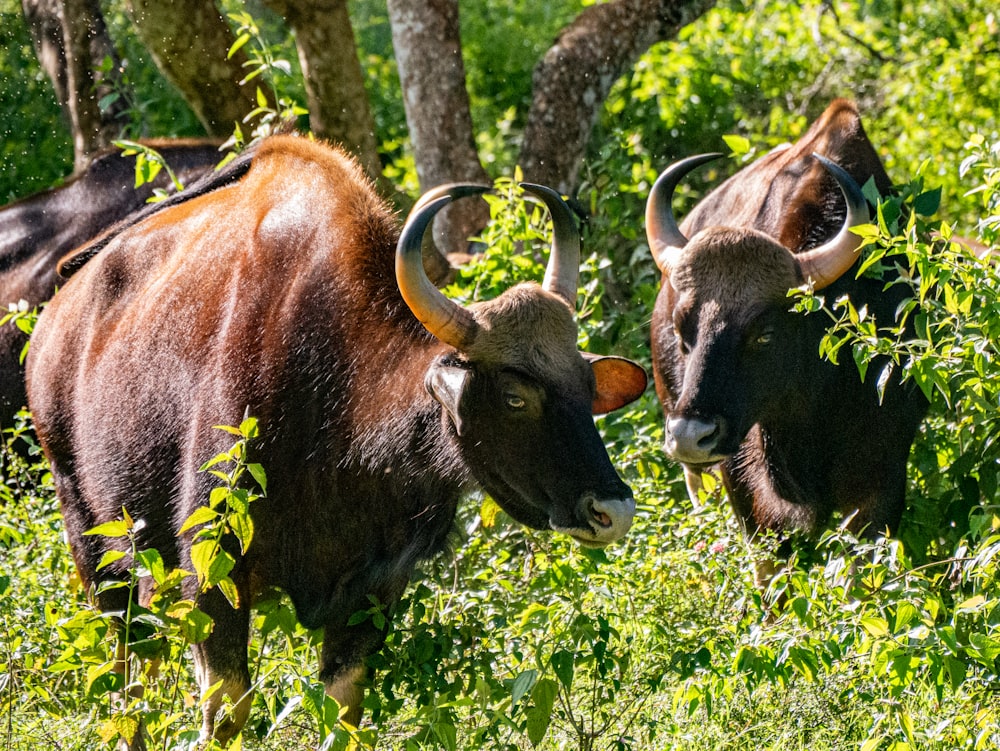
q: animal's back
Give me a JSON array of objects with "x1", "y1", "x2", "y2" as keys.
[
  {"x1": 0, "y1": 139, "x2": 221, "y2": 431},
  {"x1": 26, "y1": 136, "x2": 405, "y2": 582},
  {"x1": 681, "y1": 99, "x2": 893, "y2": 253}
]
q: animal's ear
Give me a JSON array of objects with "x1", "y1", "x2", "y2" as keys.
[
  {"x1": 426, "y1": 360, "x2": 471, "y2": 436},
  {"x1": 583, "y1": 354, "x2": 648, "y2": 414}
]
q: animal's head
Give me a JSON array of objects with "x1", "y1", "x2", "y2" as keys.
[
  {"x1": 645, "y1": 151, "x2": 870, "y2": 468},
  {"x1": 397, "y1": 184, "x2": 647, "y2": 546}
]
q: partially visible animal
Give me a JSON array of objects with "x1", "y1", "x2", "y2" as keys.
[
  {"x1": 0, "y1": 140, "x2": 222, "y2": 432},
  {"x1": 26, "y1": 135, "x2": 647, "y2": 745},
  {"x1": 645, "y1": 99, "x2": 927, "y2": 552}
]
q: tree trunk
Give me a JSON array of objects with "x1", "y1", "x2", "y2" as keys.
[
  {"x1": 126, "y1": 0, "x2": 265, "y2": 137},
  {"x1": 22, "y1": 0, "x2": 130, "y2": 170},
  {"x1": 386, "y1": 0, "x2": 490, "y2": 263},
  {"x1": 265, "y1": 0, "x2": 382, "y2": 182},
  {"x1": 520, "y1": 0, "x2": 719, "y2": 194}
]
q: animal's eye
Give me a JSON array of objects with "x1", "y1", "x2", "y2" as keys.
[
  {"x1": 505, "y1": 394, "x2": 526, "y2": 410},
  {"x1": 755, "y1": 329, "x2": 774, "y2": 347}
]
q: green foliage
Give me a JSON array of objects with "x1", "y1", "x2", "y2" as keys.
[
  {"x1": 4, "y1": 1, "x2": 1000, "y2": 749},
  {"x1": 962, "y1": 134, "x2": 1000, "y2": 246},
  {"x1": 184, "y1": 417, "x2": 267, "y2": 608},
  {"x1": 0, "y1": 301, "x2": 39, "y2": 364},
  {"x1": 225, "y1": 9, "x2": 308, "y2": 143},
  {"x1": 109, "y1": 139, "x2": 188, "y2": 201},
  {"x1": 789, "y1": 141, "x2": 1000, "y2": 561},
  {"x1": 98, "y1": 0, "x2": 206, "y2": 138},
  {"x1": 4, "y1": 145, "x2": 1000, "y2": 746},
  {"x1": 444, "y1": 173, "x2": 554, "y2": 303},
  {"x1": 609, "y1": 0, "x2": 1000, "y2": 232},
  {"x1": 0, "y1": 1, "x2": 71, "y2": 201}
]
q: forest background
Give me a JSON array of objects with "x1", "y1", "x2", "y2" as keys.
[{"x1": 2, "y1": 0, "x2": 1000, "y2": 749}]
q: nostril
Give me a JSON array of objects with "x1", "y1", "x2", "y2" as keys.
[
  {"x1": 589, "y1": 499, "x2": 613, "y2": 528},
  {"x1": 696, "y1": 422, "x2": 720, "y2": 449},
  {"x1": 586, "y1": 496, "x2": 634, "y2": 531},
  {"x1": 666, "y1": 416, "x2": 726, "y2": 462},
  {"x1": 562, "y1": 495, "x2": 635, "y2": 544}
]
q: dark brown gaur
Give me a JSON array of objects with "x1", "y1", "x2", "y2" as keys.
[
  {"x1": 26, "y1": 135, "x2": 647, "y2": 746},
  {"x1": 644, "y1": 99, "x2": 927, "y2": 564},
  {"x1": 0, "y1": 140, "x2": 222, "y2": 434}
]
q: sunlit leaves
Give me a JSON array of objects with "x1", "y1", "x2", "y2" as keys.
[
  {"x1": 181, "y1": 417, "x2": 267, "y2": 607},
  {"x1": 112, "y1": 139, "x2": 184, "y2": 194}
]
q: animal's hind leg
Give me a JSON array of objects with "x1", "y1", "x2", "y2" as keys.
[
  {"x1": 112, "y1": 636, "x2": 160, "y2": 751},
  {"x1": 190, "y1": 586, "x2": 253, "y2": 745}
]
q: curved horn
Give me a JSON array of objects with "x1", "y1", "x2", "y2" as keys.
[
  {"x1": 520, "y1": 183, "x2": 581, "y2": 306},
  {"x1": 410, "y1": 182, "x2": 474, "y2": 214},
  {"x1": 796, "y1": 153, "x2": 871, "y2": 290},
  {"x1": 396, "y1": 184, "x2": 490, "y2": 351},
  {"x1": 646, "y1": 153, "x2": 724, "y2": 272}
]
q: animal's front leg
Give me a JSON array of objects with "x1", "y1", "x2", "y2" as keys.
[
  {"x1": 319, "y1": 588, "x2": 402, "y2": 730},
  {"x1": 319, "y1": 618, "x2": 385, "y2": 729},
  {"x1": 323, "y1": 663, "x2": 367, "y2": 728}
]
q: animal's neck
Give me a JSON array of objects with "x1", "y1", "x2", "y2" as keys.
[
  {"x1": 752, "y1": 419, "x2": 828, "y2": 509},
  {"x1": 345, "y1": 346, "x2": 470, "y2": 491}
]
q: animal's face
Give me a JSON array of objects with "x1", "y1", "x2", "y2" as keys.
[
  {"x1": 644, "y1": 143, "x2": 871, "y2": 472},
  {"x1": 426, "y1": 284, "x2": 646, "y2": 547},
  {"x1": 652, "y1": 228, "x2": 806, "y2": 466},
  {"x1": 399, "y1": 183, "x2": 646, "y2": 547}
]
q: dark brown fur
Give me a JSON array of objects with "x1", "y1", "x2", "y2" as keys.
[
  {"x1": 27, "y1": 135, "x2": 643, "y2": 744},
  {"x1": 651, "y1": 100, "x2": 927, "y2": 543},
  {"x1": 0, "y1": 140, "x2": 222, "y2": 432}
]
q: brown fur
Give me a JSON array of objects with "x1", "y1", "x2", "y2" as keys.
[
  {"x1": 651, "y1": 100, "x2": 926, "y2": 546},
  {"x1": 27, "y1": 134, "x2": 643, "y2": 744},
  {"x1": 0, "y1": 140, "x2": 222, "y2": 434}
]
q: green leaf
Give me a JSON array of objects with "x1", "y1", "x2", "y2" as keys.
[
  {"x1": 944, "y1": 654, "x2": 967, "y2": 690},
  {"x1": 511, "y1": 669, "x2": 538, "y2": 706},
  {"x1": 480, "y1": 496, "x2": 502, "y2": 528},
  {"x1": 525, "y1": 678, "x2": 558, "y2": 746},
  {"x1": 207, "y1": 550, "x2": 236, "y2": 588},
  {"x1": 190, "y1": 540, "x2": 220, "y2": 585},
  {"x1": 432, "y1": 721, "x2": 457, "y2": 751},
  {"x1": 112, "y1": 138, "x2": 142, "y2": 156},
  {"x1": 84, "y1": 520, "x2": 130, "y2": 538},
  {"x1": 914, "y1": 186, "x2": 942, "y2": 216},
  {"x1": 860, "y1": 616, "x2": 889, "y2": 638},
  {"x1": 200, "y1": 451, "x2": 235, "y2": 472},
  {"x1": 228, "y1": 32, "x2": 251, "y2": 59},
  {"x1": 346, "y1": 609, "x2": 369, "y2": 627},
  {"x1": 247, "y1": 463, "x2": 267, "y2": 494},
  {"x1": 722, "y1": 134, "x2": 750, "y2": 156},
  {"x1": 178, "y1": 506, "x2": 219, "y2": 534},
  {"x1": 167, "y1": 601, "x2": 215, "y2": 643},
  {"x1": 217, "y1": 577, "x2": 240, "y2": 609},
  {"x1": 134, "y1": 548, "x2": 166, "y2": 584},
  {"x1": 95, "y1": 550, "x2": 126, "y2": 571},
  {"x1": 969, "y1": 632, "x2": 1000, "y2": 662},
  {"x1": 238, "y1": 416, "x2": 259, "y2": 437},
  {"x1": 955, "y1": 594, "x2": 986, "y2": 614},
  {"x1": 97, "y1": 92, "x2": 120, "y2": 112},
  {"x1": 98, "y1": 714, "x2": 140, "y2": 744},
  {"x1": 85, "y1": 660, "x2": 117, "y2": 695},
  {"x1": 550, "y1": 650, "x2": 575, "y2": 691},
  {"x1": 230, "y1": 511, "x2": 254, "y2": 554}
]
